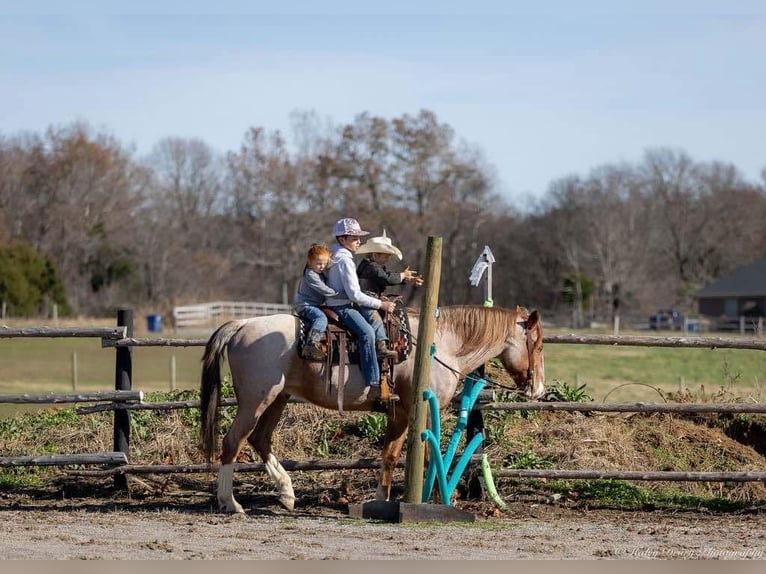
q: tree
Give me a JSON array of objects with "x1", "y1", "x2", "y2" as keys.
[{"x1": 0, "y1": 241, "x2": 70, "y2": 317}]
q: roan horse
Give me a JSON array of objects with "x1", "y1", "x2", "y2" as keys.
[{"x1": 200, "y1": 304, "x2": 546, "y2": 513}]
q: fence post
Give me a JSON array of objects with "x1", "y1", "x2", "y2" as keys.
[
  {"x1": 71, "y1": 351, "x2": 78, "y2": 391},
  {"x1": 113, "y1": 308, "x2": 133, "y2": 490},
  {"x1": 170, "y1": 355, "x2": 177, "y2": 391},
  {"x1": 403, "y1": 236, "x2": 442, "y2": 504}
]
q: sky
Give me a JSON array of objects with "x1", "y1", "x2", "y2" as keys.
[{"x1": 1, "y1": 1, "x2": 765, "y2": 203}]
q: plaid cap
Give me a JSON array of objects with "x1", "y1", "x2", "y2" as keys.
[{"x1": 332, "y1": 218, "x2": 370, "y2": 237}]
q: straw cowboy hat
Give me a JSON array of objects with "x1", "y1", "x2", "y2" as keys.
[{"x1": 356, "y1": 230, "x2": 403, "y2": 260}]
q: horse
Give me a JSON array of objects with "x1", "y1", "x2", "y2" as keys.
[{"x1": 199, "y1": 304, "x2": 546, "y2": 513}]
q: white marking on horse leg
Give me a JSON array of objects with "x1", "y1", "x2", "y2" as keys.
[
  {"x1": 217, "y1": 464, "x2": 244, "y2": 514},
  {"x1": 265, "y1": 453, "x2": 295, "y2": 511},
  {"x1": 375, "y1": 483, "x2": 391, "y2": 501}
]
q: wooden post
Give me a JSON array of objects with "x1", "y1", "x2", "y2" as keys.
[
  {"x1": 170, "y1": 355, "x2": 177, "y2": 391},
  {"x1": 71, "y1": 351, "x2": 78, "y2": 391},
  {"x1": 113, "y1": 308, "x2": 133, "y2": 490},
  {"x1": 403, "y1": 236, "x2": 442, "y2": 504}
]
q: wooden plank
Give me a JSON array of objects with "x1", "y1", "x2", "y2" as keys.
[
  {"x1": 0, "y1": 391, "x2": 143, "y2": 405},
  {"x1": 76, "y1": 390, "x2": 493, "y2": 414},
  {"x1": 493, "y1": 469, "x2": 766, "y2": 482},
  {"x1": 398, "y1": 502, "x2": 475, "y2": 523},
  {"x1": 0, "y1": 326, "x2": 126, "y2": 339},
  {"x1": 479, "y1": 402, "x2": 766, "y2": 414},
  {"x1": 348, "y1": 501, "x2": 400, "y2": 522},
  {"x1": 68, "y1": 458, "x2": 404, "y2": 477},
  {"x1": 0, "y1": 452, "x2": 128, "y2": 467},
  {"x1": 546, "y1": 333, "x2": 766, "y2": 351},
  {"x1": 347, "y1": 501, "x2": 475, "y2": 523},
  {"x1": 103, "y1": 337, "x2": 207, "y2": 348}
]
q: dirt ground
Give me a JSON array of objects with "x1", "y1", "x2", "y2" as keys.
[{"x1": 2, "y1": 480, "x2": 765, "y2": 560}]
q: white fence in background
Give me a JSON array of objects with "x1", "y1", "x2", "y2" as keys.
[{"x1": 172, "y1": 301, "x2": 292, "y2": 330}]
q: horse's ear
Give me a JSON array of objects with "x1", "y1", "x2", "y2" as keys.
[
  {"x1": 526, "y1": 309, "x2": 540, "y2": 330},
  {"x1": 515, "y1": 305, "x2": 522, "y2": 314}
]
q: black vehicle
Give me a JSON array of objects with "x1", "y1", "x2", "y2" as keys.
[{"x1": 649, "y1": 308, "x2": 684, "y2": 330}]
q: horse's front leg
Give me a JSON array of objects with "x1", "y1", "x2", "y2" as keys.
[
  {"x1": 376, "y1": 406, "x2": 409, "y2": 501},
  {"x1": 248, "y1": 393, "x2": 295, "y2": 511}
]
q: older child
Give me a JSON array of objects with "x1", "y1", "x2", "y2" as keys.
[
  {"x1": 325, "y1": 218, "x2": 397, "y2": 398},
  {"x1": 293, "y1": 244, "x2": 336, "y2": 361}
]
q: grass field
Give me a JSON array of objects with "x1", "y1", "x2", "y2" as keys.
[
  {"x1": 0, "y1": 319, "x2": 207, "y2": 418},
  {"x1": 0, "y1": 325, "x2": 764, "y2": 418}
]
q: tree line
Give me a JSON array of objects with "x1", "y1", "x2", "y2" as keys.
[{"x1": 0, "y1": 110, "x2": 764, "y2": 326}]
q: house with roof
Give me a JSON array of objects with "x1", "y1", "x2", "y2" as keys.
[{"x1": 695, "y1": 256, "x2": 766, "y2": 331}]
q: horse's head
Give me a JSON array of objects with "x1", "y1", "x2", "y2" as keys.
[{"x1": 499, "y1": 306, "x2": 546, "y2": 399}]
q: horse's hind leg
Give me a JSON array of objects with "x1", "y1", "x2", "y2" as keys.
[
  {"x1": 217, "y1": 405, "x2": 263, "y2": 513},
  {"x1": 247, "y1": 393, "x2": 295, "y2": 511}
]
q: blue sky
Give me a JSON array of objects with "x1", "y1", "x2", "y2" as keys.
[{"x1": 1, "y1": 1, "x2": 765, "y2": 201}]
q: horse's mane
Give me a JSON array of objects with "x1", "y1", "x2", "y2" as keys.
[{"x1": 436, "y1": 305, "x2": 525, "y2": 357}]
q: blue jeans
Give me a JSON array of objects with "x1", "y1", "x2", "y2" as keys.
[
  {"x1": 296, "y1": 305, "x2": 328, "y2": 334},
  {"x1": 332, "y1": 305, "x2": 379, "y2": 386},
  {"x1": 358, "y1": 307, "x2": 387, "y2": 342}
]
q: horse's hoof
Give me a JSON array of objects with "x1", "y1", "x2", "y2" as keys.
[
  {"x1": 375, "y1": 485, "x2": 391, "y2": 501},
  {"x1": 218, "y1": 499, "x2": 245, "y2": 514},
  {"x1": 278, "y1": 494, "x2": 295, "y2": 512}
]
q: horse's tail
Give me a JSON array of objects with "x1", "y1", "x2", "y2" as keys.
[{"x1": 200, "y1": 319, "x2": 248, "y2": 464}]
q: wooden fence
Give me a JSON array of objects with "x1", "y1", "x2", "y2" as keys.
[
  {"x1": 2, "y1": 311, "x2": 766, "y2": 489},
  {"x1": 171, "y1": 301, "x2": 292, "y2": 330}
]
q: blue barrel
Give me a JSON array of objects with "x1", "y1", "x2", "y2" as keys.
[{"x1": 146, "y1": 314, "x2": 162, "y2": 332}]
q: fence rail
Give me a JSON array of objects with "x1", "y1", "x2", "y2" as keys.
[
  {"x1": 172, "y1": 301, "x2": 292, "y2": 330},
  {"x1": 0, "y1": 326, "x2": 126, "y2": 339},
  {"x1": 0, "y1": 391, "x2": 143, "y2": 405},
  {"x1": 479, "y1": 401, "x2": 766, "y2": 414},
  {"x1": 0, "y1": 452, "x2": 128, "y2": 468},
  {"x1": 493, "y1": 469, "x2": 766, "y2": 482}
]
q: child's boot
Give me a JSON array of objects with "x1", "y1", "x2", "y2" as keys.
[
  {"x1": 375, "y1": 340, "x2": 398, "y2": 360},
  {"x1": 302, "y1": 329, "x2": 326, "y2": 361}
]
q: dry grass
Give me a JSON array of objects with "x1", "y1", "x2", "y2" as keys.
[
  {"x1": 488, "y1": 411, "x2": 766, "y2": 502},
  {"x1": 2, "y1": 385, "x2": 765, "y2": 507}
]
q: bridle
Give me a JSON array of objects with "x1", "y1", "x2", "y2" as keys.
[
  {"x1": 390, "y1": 312, "x2": 539, "y2": 396},
  {"x1": 525, "y1": 321, "x2": 540, "y2": 390}
]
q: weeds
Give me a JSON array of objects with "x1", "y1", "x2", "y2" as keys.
[
  {"x1": 356, "y1": 413, "x2": 387, "y2": 445},
  {"x1": 504, "y1": 450, "x2": 551, "y2": 469},
  {"x1": 545, "y1": 380, "x2": 592, "y2": 402}
]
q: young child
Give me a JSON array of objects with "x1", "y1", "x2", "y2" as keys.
[
  {"x1": 356, "y1": 230, "x2": 424, "y2": 297},
  {"x1": 293, "y1": 244, "x2": 336, "y2": 361}
]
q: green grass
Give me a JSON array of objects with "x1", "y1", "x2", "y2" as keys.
[
  {"x1": 545, "y1": 339, "x2": 766, "y2": 402},
  {"x1": 0, "y1": 338, "x2": 204, "y2": 418},
  {"x1": 1, "y1": 330, "x2": 764, "y2": 418},
  {"x1": 547, "y1": 479, "x2": 754, "y2": 512}
]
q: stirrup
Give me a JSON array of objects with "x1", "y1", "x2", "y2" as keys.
[{"x1": 379, "y1": 376, "x2": 399, "y2": 403}]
